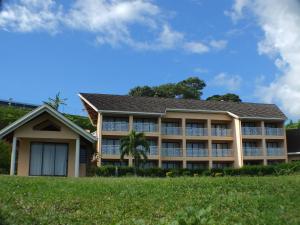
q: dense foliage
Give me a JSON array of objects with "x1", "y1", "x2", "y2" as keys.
[
  {"x1": 92, "y1": 162, "x2": 300, "y2": 177},
  {"x1": 0, "y1": 140, "x2": 10, "y2": 174},
  {"x1": 286, "y1": 120, "x2": 300, "y2": 129},
  {"x1": 129, "y1": 77, "x2": 206, "y2": 99},
  {"x1": 0, "y1": 175, "x2": 299, "y2": 224},
  {"x1": 206, "y1": 93, "x2": 242, "y2": 102}
]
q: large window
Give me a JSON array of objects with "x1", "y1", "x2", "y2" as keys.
[
  {"x1": 30, "y1": 143, "x2": 68, "y2": 176},
  {"x1": 161, "y1": 122, "x2": 181, "y2": 135},
  {"x1": 102, "y1": 139, "x2": 121, "y2": 155},
  {"x1": 133, "y1": 118, "x2": 157, "y2": 132},
  {"x1": 102, "y1": 117, "x2": 129, "y2": 131}
]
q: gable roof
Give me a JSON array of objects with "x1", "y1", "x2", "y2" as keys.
[
  {"x1": 79, "y1": 93, "x2": 286, "y2": 120},
  {"x1": 0, "y1": 104, "x2": 96, "y2": 143}
]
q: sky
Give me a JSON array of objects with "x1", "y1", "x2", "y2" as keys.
[{"x1": 0, "y1": 0, "x2": 300, "y2": 120}]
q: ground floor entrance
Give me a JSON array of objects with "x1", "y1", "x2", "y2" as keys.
[{"x1": 30, "y1": 142, "x2": 68, "y2": 176}]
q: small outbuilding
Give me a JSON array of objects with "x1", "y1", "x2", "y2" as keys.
[
  {"x1": 286, "y1": 129, "x2": 300, "y2": 162},
  {"x1": 0, "y1": 105, "x2": 96, "y2": 177}
]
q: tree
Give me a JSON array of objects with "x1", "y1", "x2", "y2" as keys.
[
  {"x1": 128, "y1": 77, "x2": 206, "y2": 99},
  {"x1": 206, "y1": 93, "x2": 242, "y2": 102},
  {"x1": 120, "y1": 130, "x2": 149, "y2": 175},
  {"x1": 44, "y1": 92, "x2": 67, "y2": 111},
  {"x1": 128, "y1": 86, "x2": 155, "y2": 97}
]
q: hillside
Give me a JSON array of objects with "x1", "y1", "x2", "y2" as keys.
[{"x1": 0, "y1": 106, "x2": 95, "y2": 132}]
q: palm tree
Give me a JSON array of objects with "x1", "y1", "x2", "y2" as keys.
[
  {"x1": 44, "y1": 92, "x2": 67, "y2": 111},
  {"x1": 120, "y1": 130, "x2": 150, "y2": 175}
]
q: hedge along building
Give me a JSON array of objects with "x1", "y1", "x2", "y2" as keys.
[{"x1": 0, "y1": 105, "x2": 96, "y2": 177}]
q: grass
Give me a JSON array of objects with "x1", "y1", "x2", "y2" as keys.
[{"x1": 0, "y1": 176, "x2": 299, "y2": 225}]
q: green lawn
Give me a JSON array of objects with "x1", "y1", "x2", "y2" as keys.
[{"x1": 0, "y1": 176, "x2": 299, "y2": 225}]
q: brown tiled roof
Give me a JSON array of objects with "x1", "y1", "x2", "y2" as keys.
[{"x1": 80, "y1": 93, "x2": 286, "y2": 120}]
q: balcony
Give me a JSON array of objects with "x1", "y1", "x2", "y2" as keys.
[
  {"x1": 211, "y1": 128, "x2": 232, "y2": 137},
  {"x1": 243, "y1": 147, "x2": 262, "y2": 156},
  {"x1": 265, "y1": 128, "x2": 284, "y2": 136},
  {"x1": 267, "y1": 147, "x2": 285, "y2": 156},
  {"x1": 242, "y1": 127, "x2": 262, "y2": 136},
  {"x1": 186, "y1": 127, "x2": 208, "y2": 136},
  {"x1": 212, "y1": 149, "x2": 233, "y2": 157},
  {"x1": 102, "y1": 122, "x2": 129, "y2": 132},
  {"x1": 133, "y1": 123, "x2": 158, "y2": 133},
  {"x1": 102, "y1": 145, "x2": 120, "y2": 155},
  {"x1": 186, "y1": 148, "x2": 208, "y2": 157},
  {"x1": 138, "y1": 146, "x2": 158, "y2": 156},
  {"x1": 161, "y1": 148, "x2": 183, "y2": 157},
  {"x1": 161, "y1": 126, "x2": 182, "y2": 136}
]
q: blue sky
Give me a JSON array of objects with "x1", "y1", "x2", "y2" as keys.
[{"x1": 1, "y1": 0, "x2": 300, "y2": 119}]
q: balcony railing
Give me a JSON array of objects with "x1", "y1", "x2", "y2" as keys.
[
  {"x1": 265, "y1": 128, "x2": 284, "y2": 136},
  {"x1": 133, "y1": 123, "x2": 158, "y2": 133},
  {"x1": 267, "y1": 147, "x2": 285, "y2": 156},
  {"x1": 186, "y1": 148, "x2": 208, "y2": 157},
  {"x1": 138, "y1": 146, "x2": 158, "y2": 156},
  {"x1": 242, "y1": 127, "x2": 262, "y2": 135},
  {"x1": 102, "y1": 145, "x2": 120, "y2": 155},
  {"x1": 212, "y1": 149, "x2": 233, "y2": 157},
  {"x1": 243, "y1": 147, "x2": 262, "y2": 156},
  {"x1": 186, "y1": 127, "x2": 208, "y2": 136},
  {"x1": 161, "y1": 148, "x2": 182, "y2": 157},
  {"x1": 211, "y1": 128, "x2": 232, "y2": 137},
  {"x1": 102, "y1": 122, "x2": 129, "y2": 132},
  {"x1": 161, "y1": 126, "x2": 182, "y2": 135}
]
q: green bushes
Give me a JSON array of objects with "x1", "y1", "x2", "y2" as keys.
[
  {"x1": 0, "y1": 140, "x2": 10, "y2": 174},
  {"x1": 92, "y1": 161, "x2": 300, "y2": 177}
]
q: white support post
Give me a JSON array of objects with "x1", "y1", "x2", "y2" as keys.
[
  {"x1": 10, "y1": 137, "x2": 17, "y2": 176},
  {"x1": 75, "y1": 138, "x2": 80, "y2": 177}
]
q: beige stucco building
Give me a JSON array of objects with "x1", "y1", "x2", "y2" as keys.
[
  {"x1": 0, "y1": 105, "x2": 96, "y2": 177},
  {"x1": 79, "y1": 93, "x2": 288, "y2": 169}
]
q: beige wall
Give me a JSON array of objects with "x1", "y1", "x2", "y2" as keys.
[
  {"x1": 13, "y1": 113, "x2": 85, "y2": 177},
  {"x1": 17, "y1": 138, "x2": 77, "y2": 177},
  {"x1": 98, "y1": 111, "x2": 287, "y2": 169}
]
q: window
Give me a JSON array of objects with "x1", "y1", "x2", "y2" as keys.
[
  {"x1": 243, "y1": 142, "x2": 257, "y2": 148},
  {"x1": 133, "y1": 118, "x2": 157, "y2": 132},
  {"x1": 162, "y1": 161, "x2": 182, "y2": 169},
  {"x1": 33, "y1": 120, "x2": 61, "y2": 131},
  {"x1": 102, "y1": 117, "x2": 129, "y2": 131},
  {"x1": 80, "y1": 148, "x2": 87, "y2": 164}
]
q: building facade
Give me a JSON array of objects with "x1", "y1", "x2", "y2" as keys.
[{"x1": 80, "y1": 93, "x2": 288, "y2": 169}]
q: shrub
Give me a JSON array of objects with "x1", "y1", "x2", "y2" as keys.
[
  {"x1": 166, "y1": 171, "x2": 175, "y2": 177},
  {"x1": 0, "y1": 140, "x2": 10, "y2": 174}
]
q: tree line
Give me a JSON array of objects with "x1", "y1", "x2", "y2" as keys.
[{"x1": 128, "y1": 76, "x2": 241, "y2": 102}]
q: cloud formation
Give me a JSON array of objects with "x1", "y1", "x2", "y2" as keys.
[
  {"x1": 228, "y1": 0, "x2": 300, "y2": 117},
  {"x1": 0, "y1": 0, "x2": 227, "y2": 53},
  {"x1": 211, "y1": 73, "x2": 242, "y2": 91}
]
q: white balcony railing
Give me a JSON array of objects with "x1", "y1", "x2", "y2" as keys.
[
  {"x1": 161, "y1": 148, "x2": 183, "y2": 157},
  {"x1": 242, "y1": 127, "x2": 262, "y2": 135},
  {"x1": 186, "y1": 128, "x2": 208, "y2": 136},
  {"x1": 102, "y1": 145, "x2": 120, "y2": 155},
  {"x1": 211, "y1": 149, "x2": 233, "y2": 157},
  {"x1": 186, "y1": 148, "x2": 208, "y2": 157},
  {"x1": 265, "y1": 128, "x2": 284, "y2": 136},
  {"x1": 243, "y1": 147, "x2": 262, "y2": 156},
  {"x1": 102, "y1": 122, "x2": 129, "y2": 132},
  {"x1": 267, "y1": 148, "x2": 285, "y2": 156},
  {"x1": 133, "y1": 123, "x2": 158, "y2": 133},
  {"x1": 161, "y1": 127, "x2": 182, "y2": 135},
  {"x1": 211, "y1": 128, "x2": 232, "y2": 137}
]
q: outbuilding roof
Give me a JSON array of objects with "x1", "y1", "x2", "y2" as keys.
[
  {"x1": 79, "y1": 93, "x2": 286, "y2": 120},
  {"x1": 0, "y1": 104, "x2": 97, "y2": 143}
]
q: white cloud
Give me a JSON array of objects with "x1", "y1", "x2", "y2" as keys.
[
  {"x1": 183, "y1": 41, "x2": 209, "y2": 54},
  {"x1": 0, "y1": 0, "x2": 62, "y2": 33},
  {"x1": 0, "y1": 0, "x2": 226, "y2": 53},
  {"x1": 229, "y1": 0, "x2": 300, "y2": 117},
  {"x1": 225, "y1": 0, "x2": 250, "y2": 22},
  {"x1": 209, "y1": 40, "x2": 227, "y2": 50},
  {"x1": 211, "y1": 73, "x2": 242, "y2": 91}
]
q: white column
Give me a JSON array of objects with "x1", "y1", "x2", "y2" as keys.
[
  {"x1": 10, "y1": 136, "x2": 17, "y2": 176},
  {"x1": 75, "y1": 138, "x2": 80, "y2": 177}
]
